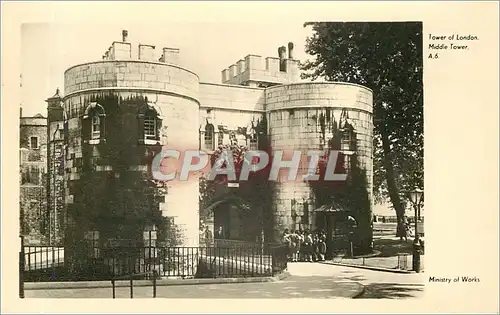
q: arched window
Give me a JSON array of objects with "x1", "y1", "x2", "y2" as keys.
[
  {"x1": 83, "y1": 102, "x2": 106, "y2": 144},
  {"x1": 204, "y1": 124, "x2": 215, "y2": 151},
  {"x1": 138, "y1": 103, "x2": 163, "y2": 145}
]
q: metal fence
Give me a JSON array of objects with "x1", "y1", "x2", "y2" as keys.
[{"x1": 20, "y1": 241, "x2": 288, "y2": 285}]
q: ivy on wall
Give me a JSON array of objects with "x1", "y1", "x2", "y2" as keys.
[
  {"x1": 66, "y1": 93, "x2": 180, "y2": 250},
  {"x1": 308, "y1": 114, "x2": 373, "y2": 255},
  {"x1": 198, "y1": 116, "x2": 276, "y2": 242}
]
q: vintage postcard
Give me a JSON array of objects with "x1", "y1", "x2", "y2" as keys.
[{"x1": 2, "y1": 1, "x2": 499, "y2": 314}]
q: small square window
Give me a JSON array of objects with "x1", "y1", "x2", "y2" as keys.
[{"x1": 30, "y1": 137, "x2": 39, "y2": 149}]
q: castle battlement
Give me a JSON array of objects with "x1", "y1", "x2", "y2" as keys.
[
  {"x1": 101, "y1": 30, "x2": 180, "y2": 65},
  {"x1": 221, "y1": 43, "x2": 300, "y2": 87}
]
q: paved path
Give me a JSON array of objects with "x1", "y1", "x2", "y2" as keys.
[
  {"x1": 25, "y1": 263, "x2": 424, "y2": 299},
  {"x1": 335, "y1": 266, "x2": 425, "y2": 299},
  {"x1": 25, "y1": 263, "x2": 362, "y2": 299},
  {"x1": 287, "y1": 262, "x2": 424, "y2": 299}
]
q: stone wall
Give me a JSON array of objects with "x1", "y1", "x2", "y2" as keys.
[
  {"x1": 20, "y1": 116, "x2": 48, "y2": 244},
  {"x1": 64, "y1": 61, "x2": 198, "y2": 100},
  {"x1": 265, "y1": 82, "x2": 374, "y2": 239},
  {"x1": 199, "y1": 83, "x2": 265, "y2": 152}
]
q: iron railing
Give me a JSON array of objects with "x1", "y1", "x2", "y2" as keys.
[
  {"x1": 20, "y1": 242, "x2": 288, "y2": 284},
  {"x1": 111, "y1": 270, "x2": 158, "y2": 299}
]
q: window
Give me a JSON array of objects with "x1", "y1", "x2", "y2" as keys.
[
  {"x1": 91, "y1": 115, "x2": 100, "y2": 139},
  {"x1": 59, "y1": 129, "x2": 64, "y2": 140},
  {"x1": 249, "y1": 133, "x2": 258, "y2": 150},
  {"x1": 340, "y1": 129, "x2": 352, "y2": 151},
  {"x1": 84, "y1": 102, "x2": 106, "y2": 144},
  {"x1": 218, "y1": 131, "x2": 224, "y2": 146},
  {"x1": 30, "y1": 136, "x2": 39, "y2": 149},
  {"x1": 144, "y1": 113, "x2": 157, "y2": 139},
  {"x1": 344, "y1": 154, "x2": 352, "y2": 172},
  {"x1": 204, "y1": 124, "x2": 214, "y2": 151}
]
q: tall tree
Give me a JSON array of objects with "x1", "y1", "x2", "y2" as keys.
[{"x1": 301, "y1": 22, "x2": 423, "y2": 236}]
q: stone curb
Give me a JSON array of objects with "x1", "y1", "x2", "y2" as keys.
[
  {"x1": 350, "y1": 282, "x2": 366, "y2": 298},
  {"x1": 24, "y1": 271, "x2": 291, "y2": 290},
  {"x1": 320, "y1": 261, "x2": 415, "y2": 274}
]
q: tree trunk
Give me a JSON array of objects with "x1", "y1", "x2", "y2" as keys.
[{"x1": 380, "y1": 127, "x2": 406, "y2": 237}]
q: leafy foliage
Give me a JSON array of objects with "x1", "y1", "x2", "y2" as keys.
[
  {"x1": 68, "y1": 93, "x2": 180, "y2": 248},
  {"x1": 199, "y1": 175, "x2": 216, "y2": 224},
  {"x1": 302, "y1": 22, "x2": 423, "y2": 235},
  {"x1": 307, "y1": 125, "x2": 373, "y2": 254}
]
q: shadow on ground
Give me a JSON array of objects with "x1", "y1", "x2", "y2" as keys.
[
  {"x1": 356, "y1": 282, "x2": 424, "y2": 299},
  {"x1": 374, "y1": 238, "x2": 413, "y2": 257}
]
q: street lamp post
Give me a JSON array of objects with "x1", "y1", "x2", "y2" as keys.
[{"x1": 408, "y1": 188, "x2": 423, "y2": 273}]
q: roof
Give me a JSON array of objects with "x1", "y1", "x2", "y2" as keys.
[{"x1": 313, "y1": 200, "x2": 350, "y2": 213}]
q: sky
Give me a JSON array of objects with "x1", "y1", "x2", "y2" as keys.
[{"x1": 20, "y1": 22, "x2": 313, "y2": 117}]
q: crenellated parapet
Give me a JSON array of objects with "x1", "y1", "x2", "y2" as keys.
[
  {"x1": 221, "y1": 42, "x2": 300, "y2": 87},
  {"x1": 100, "y1": 30, "x2": 181, "y2": 65}
]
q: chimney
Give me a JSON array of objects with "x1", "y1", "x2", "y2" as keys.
[
  {"x1": 122, "y1": 30, "x2": 128, "y2": 42},
  {"x1": 288, "y1": 42, "x2": 294, "y2": 59},
  {"x1": 20, "y1": 107, "x2": 22, "y2": 118},
  {"x1": 278, "y1": 46, "x2": 287, "y2": 72},
  {"x1": 278, "y1": 46, "x2": 287, "y2": 60}
]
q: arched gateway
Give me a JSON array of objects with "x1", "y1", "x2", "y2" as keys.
[{"x1": 202, "y1": 193, "x2": 266, "y2": 244}]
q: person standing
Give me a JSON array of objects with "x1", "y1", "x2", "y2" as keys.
[
  {"x1": 214, "y1": 225, "x2": 225, "y2": 239},
  {"x1": 318, "y1": 232, "x2": 327, "y2": 261},
  {"x1": 290, "y1": 230, "x2": 299, "y2": 262},
  {"x1": 204, "y1": 226, "x2": 213, "y2": 247},
  {"x1": 304, "y1": 231, "x2": 314, "y2": 262},
  {"x1": 297, "y1": 230, "x2": 304, "y2": 261},
  {"x1": 282, "y1": 229, "x2": 292, "y2": 261}
]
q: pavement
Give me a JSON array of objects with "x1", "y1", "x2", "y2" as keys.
[
  {"x1": 24, "y1": 262, "x2": 424, "y2": 299},
  {"x1": 325, "y1": 234, "x2": 425, "y2": 273}
]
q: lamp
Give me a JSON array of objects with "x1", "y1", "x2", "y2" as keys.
[
  {"x1": 408, "y1": 187, "x2": 424, "y2": 273},
  {"x1": 409, "y1": 188, "x2": 423, "y2": 206}
]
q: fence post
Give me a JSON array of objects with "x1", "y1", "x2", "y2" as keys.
[
  {"x1": 153, "y1": 270, "x2": 157, "y2": 298},
  {"x1": 19, "y1": 245, "x2": 25, "y2": 299},
  {"x1": 129, "y1": 275, "x2": 133, "y2": 299},
  {"x1": 111, "y1": 278, "x2": 116, "y2": 299}
]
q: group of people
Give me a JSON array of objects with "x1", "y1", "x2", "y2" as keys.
[{"x1": 281, "y1": 229, "x2": 327, "y2": 262}]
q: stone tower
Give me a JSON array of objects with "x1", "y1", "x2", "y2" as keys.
[
  {"x1": 265, "y1": 83, "x2": 373, "y2": 240},
  {"x1": 57, "y1": 31, "x2": 200, "y2": 275}
]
